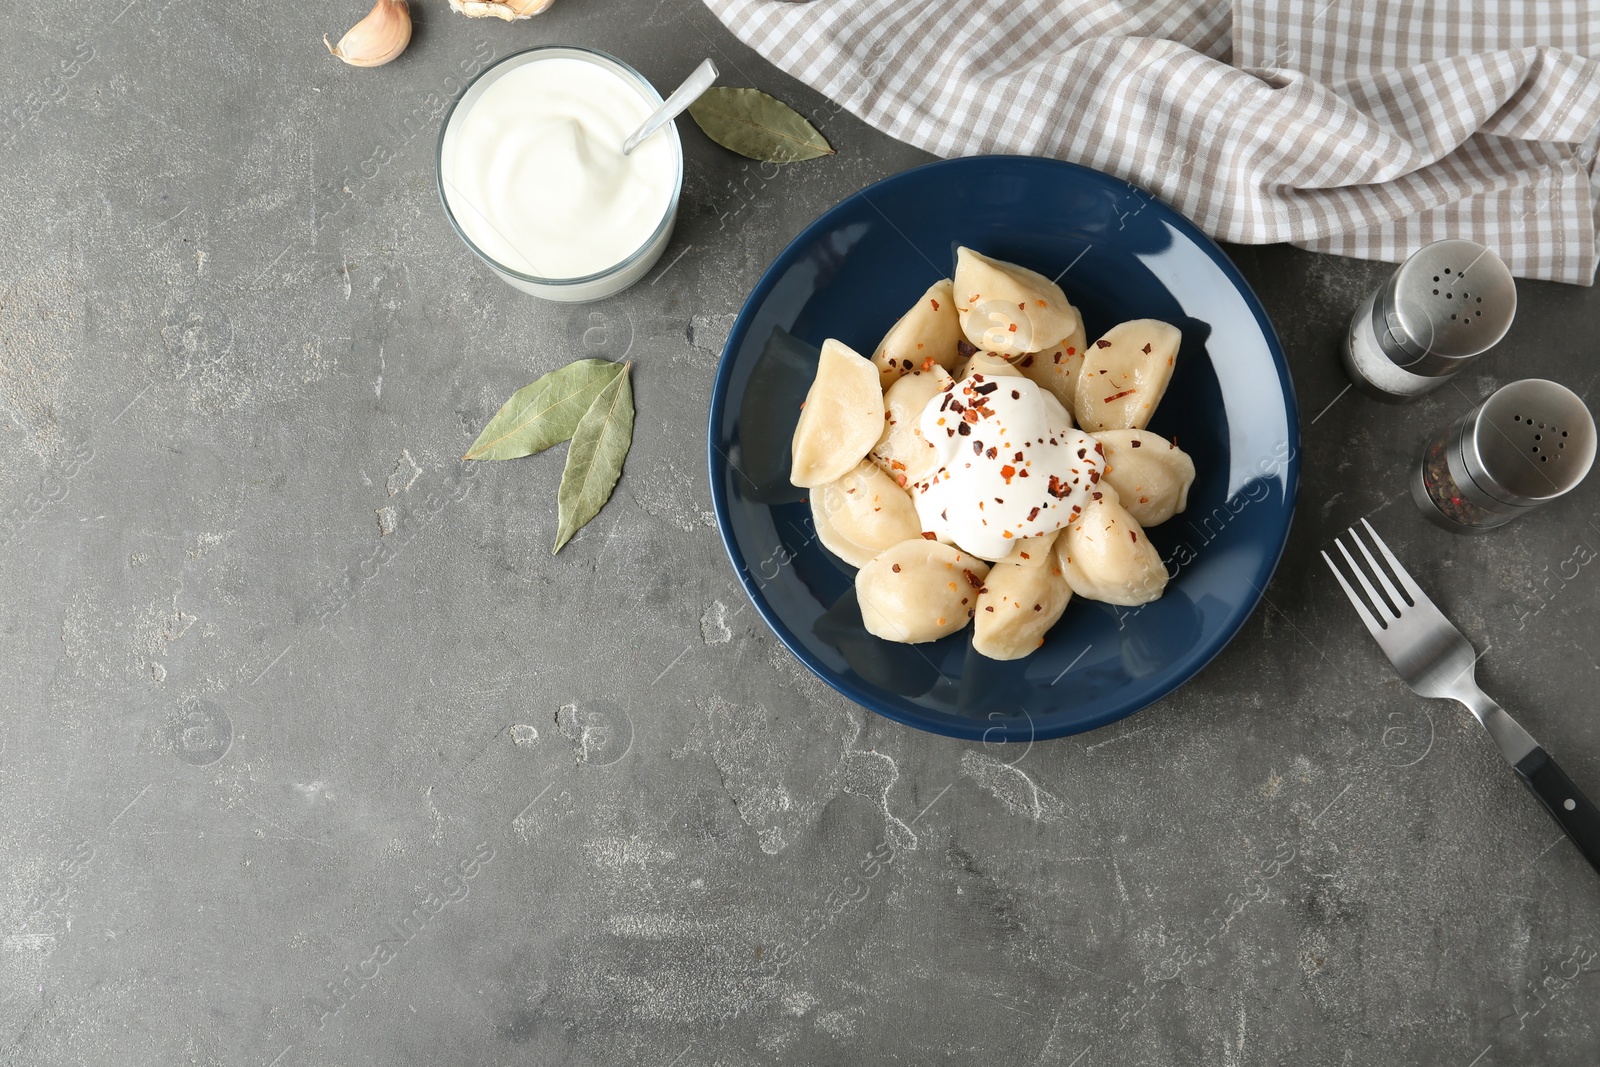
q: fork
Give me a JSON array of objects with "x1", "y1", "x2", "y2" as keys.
[{"x1": 1324, "y1": 519, "x2": 1600, "y2": 876}]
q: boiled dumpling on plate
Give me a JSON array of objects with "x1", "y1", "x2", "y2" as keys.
[
  {"x1": 972, "y1": 531, "x2": 1072, "y2": 660},
  {"x1": 1014, "y1": 322, "x2": 1088, "y2": 409},
  {"x1": 790, "y1": 339, "x2": 884, "y2": 488},
  {"x1": 810, "y1": 460, "x2": 924, "y2": 568},
  {"x1": 857, "y1": 540, "x2": 989, "y2": 643},
  {"x1": 872, "y1": 363, "x2": 952, "y2": 488},
  {"x1": 1074, "y1": 319, "x2": 1180, "y2": 432},
  {"x1": 953, "y1": 248, "x2": 1082, "y2": 358},
  {"x1": 870, "y1": 279, "x2": 965, "y2": 390},
  {"x1": 1093, "y1": 430, "x2": 1195, "y2": 526},
  {"x1": 1054, "y1": 493, "x2": 1168, "y2": 606}
]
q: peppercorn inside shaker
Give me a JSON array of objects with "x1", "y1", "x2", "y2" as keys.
[
  {"x1": 1412, "y1": 379, "x2": 1596, "y2": 532},
  {"x1": 1343, "y1": 240, "x2": 1517, "y2": 402}
]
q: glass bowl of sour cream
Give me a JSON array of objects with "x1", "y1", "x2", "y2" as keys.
[{"x1": 437, "y1": 46, "x2": 684, "y2": 302}]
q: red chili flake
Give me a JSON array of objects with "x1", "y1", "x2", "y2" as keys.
[
  {"x1": 985, "y1": 605, "x2": 995, "y2": 612},
  {"x1": 1092, "y1": 491, "x2": 1103, "y2": 501},
  {"x1": 1006, "y1": 324, "x2": 1017, "y2": 333},
  {"x1": 968, "y1": 293, "x2": 981, "y2": 303},
  {"x1": 950, "y1": 399, "x2": 966, "y2": 413},
  {"x1": 1139, "y1": 495, "x2": 1149, "y2": 503},
  {"x1": 1017, "y1": 469, "x2": 1030, "y2": 478},
  {"x1": 1047, "y1": 475, "x2": 1069, "y2": 499},
  {"x1": 973, "y1": 381, "x2": 999, "y2": 395},
  {"x1": 1096, "y1": 339, "x2": 1112, "y2": 348},
  {"x1": 921, "y1": 531, "x2": 937, "y2": 540},
  {"x1": 963, "y1": 409, "x2": 980, "y2": 424},
  {"x1": 1026, "y1": 506, "x2": 1041, "y2": 521},
  {"x1": 1066, "y1": 346, "x2": 1076, "y2": 355},
  {"x1": 957, "y1": 421, "x2": 972, "y2": 437},
  {"x1": 962, "y1": 569, "x2": 984, "y2": 589},
  {"x1": 1000, "y1": 465, "x2": 1016, "y2": 483},
  {"x1": 1010, "y1": 390, "x2": 1020, "y2": 400},
  {"x1": 1142, "y1": 343, "x2": 1152, "y2": 354},
  {"x1": 1016, "y1": 302, "x2": 1026, "y2": 311},
  {"x1": 892, "y1": 563, "x2": 902, "y2": 572},
  {"x1": 1020, "y1": 354, "x2": 1035, "y2": 368},
  {"x1": 972, "y1": 440, "x2": 984, "y2": 456},
  {"x1": 1130, "y1": 439, "x2": 1142, "y2": 448},
  {"x1": 941, "y1": 509, "x2": 948, "y2": 520},
  {"x1": 896, "y1": 474, "x2": 909, "y2": 487},
  {"x1": 1033, "y1": 604, "x2": 1043, "y2": 611},
  {"x1": 1036, "y1": 300, "x2": 1047, "y2": 308},
  {"x1": 1105, "y1": 389, "x2": 1136, "y2": 403},
  {"x1": 985, "y1": 446, "x2": 997, "y2": 459},
  {"x1": 1013, "y1": 451, "x2": 1023, "y2": 462},
  {"x1": 1167, "y1": 356, "x2": 1174, "y2": 366},
  {"x1": 1130, "y1": 530, "x2": 1138, "y2": 543},
  {"x1": 799, "y1": 401, "x2": 806, "y2": 409},
  {"x1": 1076, "y1": 447, "x2": 1086, "y2": 459},
  {"x1": 957, "y1": 340, "x2": 978, "y2": 359},
  {"x1": 1094, "y1": 442, "x2": 1105, "y2": 455},
  {"x1": 922, "y1": 356, "x2": 936, "y2": 372},
  {"x1": 930, "y1": 298, "x2": 941, "y2": 311},
  {"x1": 1020, "y1": 551, "x2": 1032, "y2": 559},
  {"x1": 1053, "y1": 351, "x2": 1063, "y2": 364},
  {"x1": 890, "y1": 459, "x2": 906, "y2": 470}
]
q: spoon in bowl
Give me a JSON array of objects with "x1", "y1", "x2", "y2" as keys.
[{"x1": 622, "y1": 58, "x2": 718, "y2": 156}]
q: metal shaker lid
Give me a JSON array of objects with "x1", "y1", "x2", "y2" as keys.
[
  {"x1": 1462, "y1": 379, "x2": 1595, "y2": 507},
  {"x1": 1377, "y1": 240, "x2": 1516, "y2": 370}
]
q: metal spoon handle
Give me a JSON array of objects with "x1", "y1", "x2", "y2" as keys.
[{"x1": 622, "y1": 58, "x2": 718, "y2": 156}]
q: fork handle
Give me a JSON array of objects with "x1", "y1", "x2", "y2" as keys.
[{"x1": 1514, "y1": 748, "x2": 1600, "y2": 876}]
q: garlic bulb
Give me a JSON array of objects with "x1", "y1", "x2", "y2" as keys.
[
  {"x1": 448, "y1": 0, "x2": 553, "y2": 19},
  {"x1": 325, "y1": 0, "x2": 411, "y2": 67}
]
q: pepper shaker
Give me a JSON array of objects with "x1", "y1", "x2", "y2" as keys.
[
  {"x1": 1413, "y1": 379, "x2": 1596, "y2": 532},
  {"x1": 1343, "y1": 240, "x2": 1517, "y2": 401}
]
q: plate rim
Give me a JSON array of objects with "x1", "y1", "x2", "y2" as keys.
[{"x1": 707, "y1": 153, "x2": 1301, "y2": 741}]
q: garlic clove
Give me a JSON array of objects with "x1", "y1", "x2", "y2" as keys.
[
  {"x1": 326, "y1": 0, "x2": 412, "y2": 67},
  {"x1": 447, "y1": 0, "x2": 553, "y2": 20}
]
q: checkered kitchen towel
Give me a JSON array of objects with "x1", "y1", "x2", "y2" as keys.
[{"x1": 702, "y1": 0, "x2": 1600, "y2": 283}]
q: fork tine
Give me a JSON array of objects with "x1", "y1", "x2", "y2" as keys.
[
  {"x1": 1349, "y1": 523, "x2": 1409, "y2": 612},
  {"x1": 1360, "y1": 517, "x2": 1424, "y2": 605},
  {"x1": 1336, "y1": 539, "x2": 1395, "y2": 624},
  {"x1": 1322, "y1": 547, "x2": 1386, "y2": 636}
]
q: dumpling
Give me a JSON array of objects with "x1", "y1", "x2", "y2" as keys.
[
  {"x1": 790, "y1": 339, "x2": 885, "y2": 488},
  {"x1": 811, "y1": 460, "x2": 924, "y2": 568},
  {"x1": 857, "y1": 540, "x2": 990, "y2": 643},
  {"x1": 872, "y1": 364, "x2": 952, "y2": 488},
  {"x1": 973, "y1": 531, "x2": 1072, "y2": 660},
  {"x1": 1013, "y1": 322, "x2": 1087, "y2": 409},
  {"x1": 953, "y1": 247, "x2": 1083, "y2": 358},
  {"x1": 1093, "y1": 430, "x2": 1195, "y2": 526},
  {"x1": 1054, "y1": 495, "x2": 1167, "y2": 605},
  {"x1": 1074, "y1": 320, "x2": 1181, "y2": 432},
  {"x1": 811, "y1": 494, "x2": 875, "y2": 568},
  {"x1": 956, "y1": 350, "x2": 1024, "y2": 381},
  {"x1": 870, "y1": 279, "x2": 965, "y2": 390}
]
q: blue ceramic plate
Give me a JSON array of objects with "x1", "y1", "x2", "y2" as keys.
[{"x1": 708, "y1": 156, "x2": 1299, "y2": 741}]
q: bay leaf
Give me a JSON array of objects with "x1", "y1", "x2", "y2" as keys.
[
  {"x1": 464, "y1": 359, "x2": 625, "y2": 461},
  {"x1": 553, "y1": 362, "x2": 634, "y2": 553},
  {"x1": 687, "y1": 87, "x2": 835, "y2": 163}
]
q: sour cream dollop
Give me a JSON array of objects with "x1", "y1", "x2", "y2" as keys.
[{"x1": 913, "y1": 374, "x2": 1104, "y2": 559}]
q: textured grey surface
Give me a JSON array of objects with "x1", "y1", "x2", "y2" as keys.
[{"x1": 3, "y1": 2, "x2": 1600, "y2": 1065}]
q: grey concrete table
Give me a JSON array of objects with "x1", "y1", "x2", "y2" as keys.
[{"x1": 3, "y1": 2, "x2": 1599, "y2": 1064}]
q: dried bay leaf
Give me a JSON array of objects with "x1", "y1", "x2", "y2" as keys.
[
  {"x1": 465, "y1": 359, "x2": 625, "y2": 461},
  {"x1": 687, "y1": 87, "x2": 835, "y2": 163},
  {"x1": 553, "y1": 362, "x2": 634, "y2": 553}
]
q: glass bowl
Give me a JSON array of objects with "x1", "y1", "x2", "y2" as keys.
[{"x1": 436, "y1": 46, "x2": 684, "y2": 303}]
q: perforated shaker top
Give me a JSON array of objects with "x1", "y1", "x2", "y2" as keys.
[
  {"x1": 1464, "y1": 379, "x2": 1596, "y2": 506},
  {"x1": 1384, "y1": 239, "x2": 1517, "y2": 363}
]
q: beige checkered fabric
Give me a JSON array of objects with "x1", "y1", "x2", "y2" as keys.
[{"x1": 703, "y1": 0, "x2": 1600, "y2": 283}]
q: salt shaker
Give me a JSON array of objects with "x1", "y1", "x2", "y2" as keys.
[
  {"x1": 1413, "y1": 379, "x2": 1596, "y2": 532},
  {"x1": 1343, "y1": 240, "x2": 1517, "y2": 401}
]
